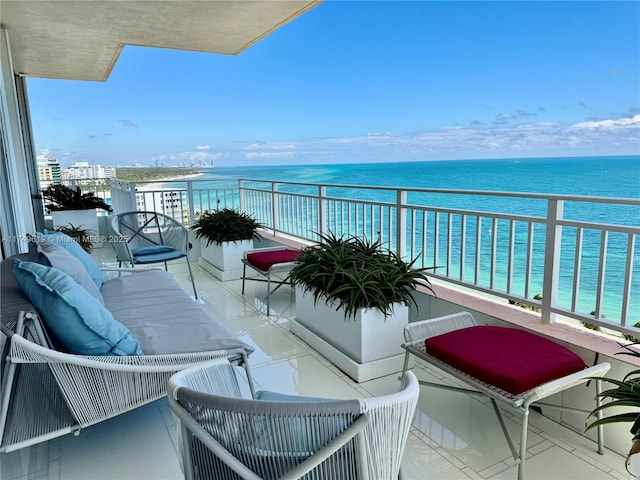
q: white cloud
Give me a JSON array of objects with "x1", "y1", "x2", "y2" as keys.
[
  {"x1": 245, "y1": 151, "x2": 296, "y2": 160},
  {"x1": 152, "y1": 151, "x2": 222, "y2": 163},
  {"x1": 570, "y1": 114, "x2": 640, "y2": 130},
  {"x1": 148, "y1": 115, "x2": 639, "y2": 167},
  {"x1": 197, "y1": 145, "x2": 210, "y2": 150}
]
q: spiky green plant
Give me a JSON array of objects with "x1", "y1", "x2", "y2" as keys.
[
  {"x1": 587, "y1": 342, "x2": 640, "y2": 469},
  {"x1": 289, "y1": 232, "x2": 434, "y2": 319},
  {"x1": 190, "y1": 208, "x2": 261, "y2": 246},
  {"x1": 54, "y1": 224, "x2": 95, "y2": 253},
  {"x1": 41, "y1": 185, "x2": 112, "y2": 212}
]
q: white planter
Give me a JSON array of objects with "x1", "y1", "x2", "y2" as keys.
[
  {"x1": 51, "y1": 209, "x2": 102, "y2": 247},
  {"x1": 199, "y1": 239, "x2": 253, "y2": 281},
  {"x1": 628, "y1": 439, "x2": 640, "y2": 479},
  {"x1": 290, "y1": 286, "x2": 409, "y2": 382}
]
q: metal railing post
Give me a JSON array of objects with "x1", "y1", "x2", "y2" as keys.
[
  {"x1": 318, "y1": 185, "x2": 327, "y2": 240},
  {"x1": 129, "y1": 182, "x2": 137, "y2": 212},
  {"x1": 186, "y1": 180, "x2": 195, "y2": 226},
  {"x1": 396, "y1": 190, "x2": 408, "y2": 259},
  {"x1": 271, "y1": 182, "x2": 280, "y2": 235},
  {"x1": 239, "y1": 179, "x2": 246, "y2": 212},
  {"x1": 541, "y1": 199, "x2": 564, "y2": 324}
]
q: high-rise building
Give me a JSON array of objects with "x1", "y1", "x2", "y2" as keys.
[
  {"x1": 64, "y1": 162, "x2": 116, "y2": 179},
  {"x1": 36, "y1": 155, "x2": 62, "y2": 187},
  {"x1": 136, "y1": 190, "x2": 190, "y2": 224}
]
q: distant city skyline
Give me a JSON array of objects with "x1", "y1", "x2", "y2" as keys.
[{"x1": 27, "y1": 1, "x2": 640, "y2": 168}]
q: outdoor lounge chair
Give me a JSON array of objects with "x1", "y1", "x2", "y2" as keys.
[
  {"x1": 241, "y1": 247, "x2": 301, "y2": 316},
  {"x1": 400, "y1": 311, "x2": 611, "y2": 480},
  {"x1": 109, "y1": 211, "x2": 199, "y2": 299},
  {"x1": 168, "y1": 356, "x2": 419, "y2": 479}
]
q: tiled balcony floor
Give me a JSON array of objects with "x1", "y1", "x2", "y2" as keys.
[{"x1": 1, "y1": 249, "x2": 628, "y2": 480}]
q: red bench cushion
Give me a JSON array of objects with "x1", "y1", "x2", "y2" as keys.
[
  {"x1": 246, "y1": 249, "x2": 301, "y2": 271},
  {"x1": 425, "y1": 326, "x2": 586, "y2": 395}
]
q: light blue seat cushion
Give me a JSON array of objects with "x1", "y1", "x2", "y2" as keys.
[
  {"x1": 37, "y1": 239, "x2": 104, "y2": 304},
  {"x1": 251, "y1": 390, "x2": 355, "y2": 459},
  {"x1": 132, "y1": 249, "x2": 184, "y2": 264},
  {"x1": 130, "y1": 245, "x2": 175, "y2": 256},
  {"x1": 254, "y1": 391, "x2": 341, "y2": 403},
  {"x1": 39, "y1": 230, "x2": 103, "y2": 288},
  {"x1": 13, "y1": 259, "x2": 143, "y2": 356}
]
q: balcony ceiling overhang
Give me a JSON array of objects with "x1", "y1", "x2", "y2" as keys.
[{"x1": 1, "y1": 0, "x2": 321, "y2": 81}]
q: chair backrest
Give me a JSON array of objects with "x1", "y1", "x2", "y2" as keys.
[
  {"x1": 168, "y1": 359, "x2": 418, "y2": 480},
  {"x1": 109, "y1": 211, "x2": 188, "y2": 263},
  {"x1": 359, "y1": 371, "x2": 419, "y2": 479}
]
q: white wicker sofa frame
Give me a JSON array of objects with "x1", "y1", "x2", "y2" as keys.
[
  {"x1": 168, "y1": 356, "x2": 420, "y2": 480},
  {"x1": 0, "y1": 255, "x2": 254, "y2": 453},
  {"x1": 400, "y1": 311, "x2": 611, "y2": 480}
]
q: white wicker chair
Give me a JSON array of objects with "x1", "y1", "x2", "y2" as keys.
[
  {"x1": 168, "y1": 357, "x2": 419, "y2": 480},
  {"x1": 401, "y1": 311, "x2": 611, "y2": 480}
]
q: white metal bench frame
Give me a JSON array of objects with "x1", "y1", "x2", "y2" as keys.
[{"x1": 400, "y1": 311, "x2": 611, "y2": 480}]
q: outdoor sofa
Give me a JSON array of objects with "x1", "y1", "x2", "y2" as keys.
[{"x1": 0, "y1": 232, "x2": 254, "y2": 453}]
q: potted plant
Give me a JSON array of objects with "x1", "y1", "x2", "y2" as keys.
[
  {"x1": 288, "y1": 232, "x2": 433, "y2": 382},
  {"x1": 54, "y1": 224, "x2": 96, "y2": 253},
  {"x1": 587, "y1": 343, "x2": 640, "y2": 477},
  {"x1": 41, "y1": 185, "x2": 112, "y2": 246},
  {"x1": 190, "y1": 208, "x2": 261, "y2": 281}
]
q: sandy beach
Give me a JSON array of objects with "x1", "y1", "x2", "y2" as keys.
[{"x1": 137, "y1": 172, "x2": 205, "y2": 190}]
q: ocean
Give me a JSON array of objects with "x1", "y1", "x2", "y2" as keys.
[
  {"x1": 189, "y1": 155, "x2": 640, "y2": 324},
  {"x1": 197, "y1": 155, "x2": 639, "y2": 202}
]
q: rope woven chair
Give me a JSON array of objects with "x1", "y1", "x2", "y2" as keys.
[
  {"x1": 109, "y1": 211, "x2": 198, "y2": 299},
  {"x1": 168, "y1": 357, "x2": 419, "y2": 480}
]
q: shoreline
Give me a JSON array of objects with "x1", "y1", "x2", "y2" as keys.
[{"x1": 137, "y1": 172, "x2": 205, "y2": 190}]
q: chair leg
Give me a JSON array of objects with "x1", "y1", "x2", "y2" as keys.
[
  {"x1": 185, "y1": 257, "x2": 198, "y2": 300},
  {"x1": 241, "y1": 263, "x2": 247, "y2": 295},
  {"x1": 266, "y1": 273, "x2": 271, "y2": 316},
  {"x1": 518, "y1": 408, "x2": 530, "y2": 480},
  {"x1": 596, "y1": 378, "x2": 605, "y2": 454}
]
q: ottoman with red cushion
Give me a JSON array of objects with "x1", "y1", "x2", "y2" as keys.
[
  {"x1": 425, "y1": 325, "x2": 586, "y2": 395},
  {"x1": 401, "y1": 312, "x2": 611, "y2": 480},
  {"x1": 241, "y1": 248, "x2": 301, "y2": 316}
]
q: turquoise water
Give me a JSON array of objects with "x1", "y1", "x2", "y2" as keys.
[
  {"x1": 192, "y1": 155, "x2": 640, "y2": 323},
  {"x1": 200, "y1": 155, "x2": 639, "y2": 200}
]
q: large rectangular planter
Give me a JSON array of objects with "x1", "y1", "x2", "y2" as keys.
[
  {"x1": 51, "y1": 209, "x2": 102, "y2": 247},
  {"x1": 290, "y1": 287, "x2": 409, "y2": 382},
  {"x1": 199, "y1": 239, "x2": 253, "y2": 281}
]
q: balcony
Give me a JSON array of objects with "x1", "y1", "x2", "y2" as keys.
[
  {"x1": 0, "y1": 245, "x2": 631, "y2": 480},
  {"x1": 2, "y1": 3, "x2": 638, "y2": 477},
  {"x1": 109, "y1": 176, "x2": 640, "y2": 339}
]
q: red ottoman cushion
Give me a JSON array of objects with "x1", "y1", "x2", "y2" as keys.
[
  {"x1": 425, "y1": 326, "x2": 586, "y2": 395},
  {"x1": 246, "y1": 249, "x2": 301, "y2": 271}
]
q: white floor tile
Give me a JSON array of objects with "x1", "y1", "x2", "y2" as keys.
[
  {"x1": 490, "y1": 445, "x2": 620, "y2": 480},
  {"x1": 56, "y1": 402, "x2": 182, "y2": 480}
]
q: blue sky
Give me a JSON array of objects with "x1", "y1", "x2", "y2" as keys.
[{"x1": 28, "y1": 1, "x2": 640, "y2": 168}]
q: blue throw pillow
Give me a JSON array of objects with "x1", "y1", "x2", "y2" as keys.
[
  {"x1": 37, "y1": 239, "x2": 104, "y2": 304},
  {"x1": 13, "y1": 259, "x2": 143, "y2": 356},
  {"x1": 38, "y1": 230, "x2": 103, "y2": 289}
]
